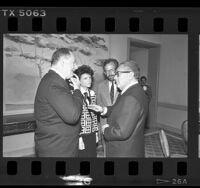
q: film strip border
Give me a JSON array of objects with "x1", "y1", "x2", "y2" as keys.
[
  {"x1": 0, "y1": 8, "x2": 198, "y2": 33},
  {"x1": 3, "y1": 16, "x2": 188, "y2": 33},
  {"x1": 0, "y1": 7, "x2": 199, "y2": 185},
  {"x1": 1, "y1": 12, "x2": 189, "y2": 33},
  {"x1": 0, "y1": 159, "x2": 188, "y2": 185}
]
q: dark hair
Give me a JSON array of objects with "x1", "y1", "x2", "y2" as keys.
[
  {"x1": 140, "y1": 76, "x2": 147, "y2": 81},
  {"x1": 74, "y1": 65, "x2": 94, "y2": 79},
  {"x1": 51, "y1": 48, "x2": 72, "y2": 66},
  {"x1": 103, "y1": 58, "x2": 119, "y2": 71},
  {"x1": 120, "y1": 60, "x2": 140, "y2": 80}
]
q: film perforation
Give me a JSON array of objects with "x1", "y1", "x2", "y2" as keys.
[
  {"x1": 129, "y1": 17, "x2": 140, "y2": 32},
  {"x1": 31, "y1": 161, "x2": 41, "y2": 175},
  {"x1": 80, "y1": 161, "x2": 90, "y2": 175},
  {"x1": 153, "y1": 161, "x2": 163, "y2": 176},
  {"x1": 128, "y1": 161, "x2": 139, "y2": 175},
  {"x1": 178, "y1": 18, "x2": 188, "y2": 32},
  {"x1": 153, "y1": 18, "x2": 164, "y2": 32},
  {"x1": 4, "y1": 16, "x2": 192, "y2": 33},
  {"x1": 105, "y1": 17, "x2": 115, "y2": 32},
  {"x1": 104, "y1": 161, "x2": 114, "y2": 176},
  {"x1": 56, "y1": 17, "x2": 67, "y2": 32},
  {"x1": 81, "y1": 17, "x2": 91, "y2": 32},
  {"x1": 55, "y1": 161, "x2": 66, "y2": 175},
  {"x1": 177, "y1": 161, "x2": 187, "y2": 176},
  {"x1": 7, "y1": 161, "x2": 17, "y2": 175},
  {"x1": 8, "y1": 17, "x2": 18, "y2": 31},
  {"x1": 32, "y1": 17, "x2": 42, "y2": 32}
]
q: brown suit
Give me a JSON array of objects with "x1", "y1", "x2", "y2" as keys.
[
  {"x1": 104, "y1": 83, "x2": 148, "y2": 157},
  {"x1": 34, "y1": 70, "x2": 83, "y2": 157},
  {"x1": 96, "y1": 80, "x2": 120, "y2": 156},
  {"x1": 96, "y1": 80, "x2": 119, "y2": 125}
]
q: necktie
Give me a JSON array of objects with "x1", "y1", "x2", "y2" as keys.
[{"x1": 110, "y1": 81, "x2": 114, "y2": 104}]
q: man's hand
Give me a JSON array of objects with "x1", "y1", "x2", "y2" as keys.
[
  {"x1": 102, "y1": 124, "x2": 109, "y2": 134},
  {"x1": 69, "y1": 73, "x2": 80, "y2": 90},
  {"x1": 88, "y1": 104, "x2": 104, "y2": 113}
]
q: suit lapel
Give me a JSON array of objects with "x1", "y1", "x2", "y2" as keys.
[
  {"x1": 113, "y1": 87, "x2": 120, "y2": 103},
  {"x1": 103, "y1": 80, "x2": 111, "y2": 105}
]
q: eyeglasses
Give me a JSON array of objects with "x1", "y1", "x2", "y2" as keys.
[{"x1": 115, "y1": 71, "x2": 132, "y2": 77}]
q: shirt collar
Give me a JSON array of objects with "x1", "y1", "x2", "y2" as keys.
[
  {"x1": 50, "y1": 67, "x2": 66, "y2": 80},
  {"x1": 109, "y1": 80, "x2": 116, "y2": 88},
  {"x1": 80, "y1": 87, "x2": 89, "y2": 95},
  {"x1": 121, "y1": 80, "x2": 138, "y2": 95}
]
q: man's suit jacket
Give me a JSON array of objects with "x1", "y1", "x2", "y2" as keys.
[
  {"x1": 96, "y1": 80, "x2": 120, "y2": 126},
  {"x1": 104, "y1": 83, "x2": 148, "y2": 157},
  {"x1": 34, "y1": 70, "x2": 83, "y2": 157}
]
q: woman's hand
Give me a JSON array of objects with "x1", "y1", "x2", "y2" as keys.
[{"x1": 88, "y1": 104, "x2": 104, "y2": 113}]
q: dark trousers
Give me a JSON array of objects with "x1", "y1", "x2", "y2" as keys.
[{"x1": 79, "y1": 132, "x2": 97, "y2": 157}]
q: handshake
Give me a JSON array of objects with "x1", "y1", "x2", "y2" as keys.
[{"x1": 88, "y1": 104, "x2": 109, "y2": 134}]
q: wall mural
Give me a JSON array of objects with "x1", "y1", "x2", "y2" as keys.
[{"x1": 3, "y1": 34, "x2": 109, "y2": 115}]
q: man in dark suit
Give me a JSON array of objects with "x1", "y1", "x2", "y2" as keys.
[
  {"x1": 89, "y1": 60, "x2": 148, "y2": 157},
  {"x1": 34, "y1": 48, "x2": 83, "y2": 157}
]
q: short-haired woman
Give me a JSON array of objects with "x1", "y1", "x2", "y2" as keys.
[{"x1": 74, "y1": 65, "x2": 99, "y2": 157}]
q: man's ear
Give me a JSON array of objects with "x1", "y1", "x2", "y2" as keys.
[
  {"x1": 60, "y1": 57, "x2": 65, "y2": 67},
  {"x1": 131, "y1": 71, "x2": 135, "y2": 79}
]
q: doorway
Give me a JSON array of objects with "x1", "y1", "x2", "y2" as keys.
[{"x1": 127, "y1": 38, "x2": 161, "y2": 129}]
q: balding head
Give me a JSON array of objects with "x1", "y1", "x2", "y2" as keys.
[
  {"x1": 114, "y1": 60, "x2": 140, "y2": 91},
  {"x1": 51, "y1": 48, "x2": 72, "y2": 66},
  {"x1": 119, "y1": 60, "x2": 140, "y2": 80},
  {"x1": 51, "y1": 48, "x2": 76, "y2": 79}
]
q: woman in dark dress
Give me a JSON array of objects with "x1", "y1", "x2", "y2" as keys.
[{"x1": 74, "y1": 65, "x2": 99, "y2": 157}]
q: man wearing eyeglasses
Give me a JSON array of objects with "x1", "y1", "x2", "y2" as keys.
[{"x1": 89, "y1": 60, "x2": 148, "y2": 157}]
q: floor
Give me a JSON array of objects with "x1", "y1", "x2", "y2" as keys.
[
  {"x1": 97, "y1": 128, "x2": 187, "y2": 158},
  {"x1": 16, "y1": 128, "x2": 187, "y2": 158}
]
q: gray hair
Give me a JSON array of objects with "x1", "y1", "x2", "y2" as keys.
[{"x1": 120, "y1": 60, "x2": 140, "y2": 80}]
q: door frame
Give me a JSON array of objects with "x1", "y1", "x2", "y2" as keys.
[{"x1": 127, "y1": 37, "x2": 161, "y2": 129}]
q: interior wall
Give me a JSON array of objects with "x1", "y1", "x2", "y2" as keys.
[
  {"x1": 130, "y1": 47, "x2": 149, "y2": 78},
  {"x1": 109, "y1": 34, "x2": 161, "y2": 63},
  {"x1": 157, "y1": 35, "x2": 188, "y2": 133},
  {"x1": 109, "y1": 34, "x2": 188, "y2": 133},
  {"x1": 158, "y1": 35, "x2": 188, "y2": 106},
  {"x1": 3, "y1": 132, "x2": 35, "y2": 157}
]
